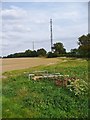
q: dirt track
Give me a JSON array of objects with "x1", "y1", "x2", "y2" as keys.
[{"x1": 1, "y1": 58, "x2": 59, "y2": 72}]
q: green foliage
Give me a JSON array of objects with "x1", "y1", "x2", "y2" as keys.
[
  {"x1": 53, "y1": 42, "x2": 66, "y2": 54},
  {"x1": 69, "y1": 48, "x2": 79, "y2": 57},
  {"x1": 2, "y1": 58, "x2": 88, "y2": 118},
  {"x1": 4, "y1": 49, "x2": 47, "y2": 58},
  {"x1": 67, "y1": 79, "x2": 88, "y2": 96},
  {"x1": 3, "y1": 34, "x2": 90, "y2": 58},
  {"x1": 37, "y1": 48, "x2": 47, "y2": 57},
  {"x1": 6, "y1": 50, "x2": 38, "y2": 58},
  {"x1": 78, "y1": 34, "x2": 90, "y2": 58},
  {"x1": 47, "y1": 52, "x2": 59, "y2": 58},
  {"x1": 25, "y1": 49, "x2": 38, "y2": 57}
]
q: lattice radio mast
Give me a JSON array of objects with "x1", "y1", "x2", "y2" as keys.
[{"x1": 50, "y1": 19, "x2": 53, "y2": 52}]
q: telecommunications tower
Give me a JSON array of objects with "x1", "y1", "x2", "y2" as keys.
[{"x1": 50, "y1": 19, "x2": 53, "y2": 52}]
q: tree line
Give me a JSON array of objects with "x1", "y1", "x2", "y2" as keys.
[{"x1": 3, "y1": 34, "x2": 90, "y2": 58}]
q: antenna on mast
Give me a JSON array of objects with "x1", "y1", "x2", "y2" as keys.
[{"x1": 50, "y1": 19, "x2": 53, "y2": 52}]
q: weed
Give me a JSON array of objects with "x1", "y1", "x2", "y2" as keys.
[{"x1": 2, "y1": 58, "x2": 88, "y2": 118}]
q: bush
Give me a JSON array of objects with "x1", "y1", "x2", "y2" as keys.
[
  {"x1": 47, "y1": 52, "x2": 59, "y2": 58},
  {"x1": 67, "y1": 79, "x2": 88, "y2": 96}
]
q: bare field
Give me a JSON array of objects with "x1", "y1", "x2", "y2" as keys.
[{"x1": 1, "y1": 57, "x2": 60, "y2": 72}]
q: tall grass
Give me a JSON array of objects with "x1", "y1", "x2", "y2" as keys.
[{"x1": 2, "y1": 58, "x2": 88, "y2": 118}]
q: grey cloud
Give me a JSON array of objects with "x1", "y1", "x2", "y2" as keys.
[
  {"x1": 1, "y1": 2, "x2": 88, "y2": 56},
  {"x1": 3, "y1": 0, "x2": 89, "y2": 2}
]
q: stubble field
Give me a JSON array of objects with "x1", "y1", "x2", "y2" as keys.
[{"x1": 2, "y1": 57, "x2": 60, "y2": 72}]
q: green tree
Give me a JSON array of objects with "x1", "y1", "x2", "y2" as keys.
[
  {"x1": 37, "y1": 48, "x2": 47, "y2": 57},
  {"x1": 78, "y1": 34, "x2": 90, "y2": 57},
  {"x1": 47, "y1": 52, "x2": 58, "y2": 58},
  {"x1": 31, "y1": 50, "x2": 38, "y2": 57},
  {"x1": 70, "y1": 48, "x2": 78, "y2": 57},
  {"x1": 53, "y1": 42, "x2": 66, "y2": 54},
  {"x1": 25, "y1": 50, "x2": 38, "y2": 57},
  {"x1": 25, "y1": 49, "x2": 32, "y2": 57}
]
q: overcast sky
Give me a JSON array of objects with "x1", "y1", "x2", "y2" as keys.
[
  {"x1": 2, "y1": 0, "x2": 89, "y2": 2},
  {"x1": 1, "y1": 1, "x2": 88, "y2": 56}
]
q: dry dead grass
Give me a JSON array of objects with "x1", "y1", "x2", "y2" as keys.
[{"x1": 2, "y1": 57, "x2": 59, "y2": 72}]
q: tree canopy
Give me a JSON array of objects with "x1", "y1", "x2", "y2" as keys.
[
  {"x1": 78, "y1": 34, "x2": 90, "y2": 57},
  {"x1": 37, "y1": 48, "x2": 47, "y2": 57},
  {"x1": 3, "y1": 34, "x2": 90, "y2": 58},
  {"x1": 53, "y1": 42, "x2": 66, "y2": 54}
]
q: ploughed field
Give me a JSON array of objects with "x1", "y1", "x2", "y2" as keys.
[{"x1": 2, "y1": 57, "x2": 88, "y2": 118}]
